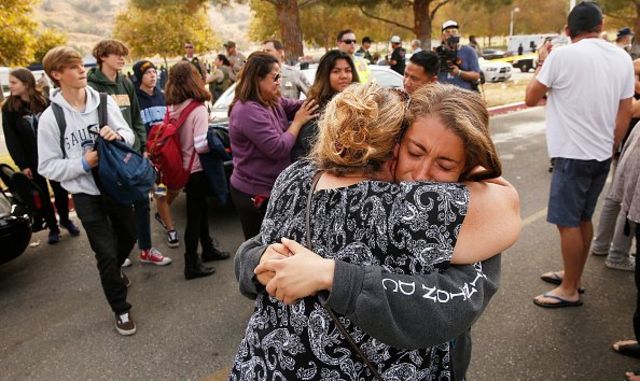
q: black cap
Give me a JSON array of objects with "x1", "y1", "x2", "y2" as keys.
[
  {"x1": 567, "y1": 1, "x2": 603, "y2": 37},
  {"x1": 617, "y1": 27, "x2": 634, "y2": 39},
  {"x1": 132, "y1": 60, "x2": 156, "y2": 84},
  {"x1": 362, "y1": 36, "x2": 373, "y2": 44}
]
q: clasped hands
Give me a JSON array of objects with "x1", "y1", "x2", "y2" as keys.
[
  {"x1": 255, "y1": 237, "x2": 335, "y2": 305},
  {"x1": 83, "y1": 126, "x2": 122, "y2": 168}
]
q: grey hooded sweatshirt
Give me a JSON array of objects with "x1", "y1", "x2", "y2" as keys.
[
  {"x1": 235, "y1": 235, "x2": 500, "y2": 380},
  {"x1": 37, "y1": 87, "x2": 135, "y2": 195}
]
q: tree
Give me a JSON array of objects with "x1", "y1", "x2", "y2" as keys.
[
  {"x1": 0, "y1": 0, "x2": 68, "y2": 66},
  {"x1": 114, "y1": 1, "x2": 217, "y2": 65},
  {"x1": 33, "y1": 29, "x2": 68, "y2": 65},
  {"x1": 332, "y1": 0, "x2": 457, "y2": 50}
]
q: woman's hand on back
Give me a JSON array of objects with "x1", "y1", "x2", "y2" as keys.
[
  {"x1": 293, "y1": 99, "x2": 319, "y2": 126},
  {"x1": 256, "y1": 238, "x2": 335, "y2": 305}
]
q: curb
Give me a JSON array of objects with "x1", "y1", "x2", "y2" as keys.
[{"x1": 488, "y1": 99, "x2": 546, "y2": 117}]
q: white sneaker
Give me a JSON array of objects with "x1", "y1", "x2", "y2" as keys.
[
  {"x1": 605, "y1": 257, "x2": 636, "y2": 272},
  {"x1": 121, "y1": 258, "x2": 132, "y2": 268}
]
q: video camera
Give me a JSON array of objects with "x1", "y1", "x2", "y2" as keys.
[{"x1": 435, "y1": 36, "x2": 462, "y2": 73}]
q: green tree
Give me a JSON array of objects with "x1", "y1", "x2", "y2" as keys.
[
  {"x1": 114, "y1": 1, "x2": 217, "y2": 65},
  {"x1": 0, "y1": 0, "x2": 68, "y2": 66},
  {"x1": 33, "y1": 29, "x2": 68, "y2": 65}
]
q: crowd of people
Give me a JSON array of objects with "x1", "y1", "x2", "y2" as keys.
[{"x1": 3, "y1": 0, "x2": 640, "y2": 379}]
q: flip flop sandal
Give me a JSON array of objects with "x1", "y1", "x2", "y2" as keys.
[
  {"x1": 613, "y1": 341, "x2": 640, "y2": 359},
  {"x1": 540, "y1": 272, "x2": 586, "y2": 294},
  {"x1": 533, "y1": 292, "x2": 583, "y2": 308}
]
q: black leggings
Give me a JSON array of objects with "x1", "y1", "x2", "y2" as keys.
[
  {"x1": 230, "y1": 185, "x2": 267, "y2": 240},
  {"x1": 33, "y1": 173, "x2": 70, "y2": 232},
  {"x1": 184, "y1": 172, "x2": 215, "y2": 257}
]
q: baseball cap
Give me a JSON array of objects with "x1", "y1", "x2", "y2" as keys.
[
  {"x1": 362, "y1": 36, "x2": 373, "y2": 44},
  {"x1": 617, "y1": 27, "x2": 634, "y2": 39},
  {"x1": 442, "y1": 20, "x2": 459, "y2": 31},
  {"x1": 390, "y1": 35, "x2": 402, "y2": 44},
  {"x1": 567, "y1": 1, "x2": 603, "y2": 35},
  {"x1": 223, "y1": 40, "x2": 236, "y2": 48}
]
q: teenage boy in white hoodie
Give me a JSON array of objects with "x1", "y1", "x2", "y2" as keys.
[{"x1": 38, "y1": 46, "x2": 138, "y2": 336}]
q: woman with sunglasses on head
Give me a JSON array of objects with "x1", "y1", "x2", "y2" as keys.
[
  {"x1": 291, "y1": 50, "x2": 359, "y2": 161},
  {"x1": 229, "y1": 83, "x2": 520, "y2": 380},
  {"x1": 228, "y1": 51, "x2": 318, "y2": 240},
  {"x1": 2, "y1": 68, "x2": 81, "y2": 244}
]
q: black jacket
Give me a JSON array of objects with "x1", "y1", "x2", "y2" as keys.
[{"x1": 2, "y1": 101, "x2": 43, "y2": 170}]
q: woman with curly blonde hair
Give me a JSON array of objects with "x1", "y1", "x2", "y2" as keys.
[{"x1": 230, "y1": 83, "x2": 520, "y2": 380}]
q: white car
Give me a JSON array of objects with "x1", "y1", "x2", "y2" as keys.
[
  {"x1": 478, "y1": 58, "x2": 512, "y2": 83},
  {"x1": 210, "y1": 65, "x2": 403, "y2": 123}
]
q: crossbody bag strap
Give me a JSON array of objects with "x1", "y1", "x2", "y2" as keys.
[{"x1": 304, "y1": 170, "x2": 384, "y2": 381}]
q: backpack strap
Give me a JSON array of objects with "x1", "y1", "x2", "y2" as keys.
[
  {"x1": 98, "y1": 92, "x2": 108, "y2": 128},
  {"x1": 51, "y1": 103, "x2": 68, "y2": 159},
  {"x1": 174, "y1": 100, "x2": 202, "y2": 128}
]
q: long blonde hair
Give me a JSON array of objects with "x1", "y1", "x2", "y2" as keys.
[{"x1": 311, "y1": 83, "x2": 406, "y2": 175}]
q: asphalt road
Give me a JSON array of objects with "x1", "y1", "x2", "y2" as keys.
[{"x1": 0, "y1": 106, "x2": 637, "y2": 380}]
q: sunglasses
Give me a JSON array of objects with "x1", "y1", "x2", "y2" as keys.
[
  {"x1": 184, "y1": 45, "x2": 194, "y2": 49},
  {"x1": 341, "y1": 39, "x2": 357, "y2": 45},
  {"x1": 273, "y1": 72, "x2": 281, "y2": 82}
]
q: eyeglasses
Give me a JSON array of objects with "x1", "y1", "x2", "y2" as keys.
[{"x1": 341, "y1": 39, "x2": 357, "y2": 45}]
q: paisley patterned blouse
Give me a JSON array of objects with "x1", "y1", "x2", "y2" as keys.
[{"x1": 230, "y1": 160, "x2": 469, "y2": 381}]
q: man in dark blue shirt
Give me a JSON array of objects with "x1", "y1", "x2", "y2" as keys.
[
  {"x1": 436, "y1": 20, "x2": 481, "y2": 91},
  {"x1": 389, "y1": 35, "x2": 406, "y2": 75}
]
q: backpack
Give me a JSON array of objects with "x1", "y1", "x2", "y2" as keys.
[
  {"x1": 52, "y1": 93, "x2": 156, "y2": 204},
  {"x1": 146, "y1": 101, "x2": 201, "y2": 189}
]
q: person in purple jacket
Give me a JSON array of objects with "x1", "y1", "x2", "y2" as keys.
[{"x1": 228, "y1": 52, "x2": 317, "y2": 239}]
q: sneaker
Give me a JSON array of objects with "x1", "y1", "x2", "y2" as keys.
[
  {"x1": 120, "y1": 270, "x2": 132, "y2": 288},
  {"x1": 60, "y1": 220, "x2": 81, "y2": 236},
  {"x1": 115, "y1": 312, "x2": 136, "y2": 336},
  {"x1": 167, "y1": 230, "x2": 179, "y2": 248},
  {"x1": 590, "y1": 250, "x2": 608, "y2": 257},
  {"x1": 202, "y1": 246, "x2": 231, "y2": 262},
  {"x1": 154, "y1": 212, "x2": 167, "y2": 230},
  {"x1": 139, "y1": 248, "x2": 172, "y2": 266},
  {"x1": 48, "y1": 231, "x2": 60, "y2": 244},
  {"x1": 605, "y1": 257, "x2": 636, "y2": 272},
  {"x1": 121, "y1": 258, "x2": 132, "y2": 268}
]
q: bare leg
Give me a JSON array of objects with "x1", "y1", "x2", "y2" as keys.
[
  {"x1": 535, "y1": 222, "x2": 591, "y2": 304},
  {"x1": 155, "y1": 189, "x2": 180, "y2": 231}
]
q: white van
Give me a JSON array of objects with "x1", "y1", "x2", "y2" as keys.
[{"x1": 0, "y1": 67, "x2": 10, "y2": 98}]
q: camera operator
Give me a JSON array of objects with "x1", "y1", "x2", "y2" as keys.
[{"x1": 436, "y1": 20, "x2": 481, "y2": 91}]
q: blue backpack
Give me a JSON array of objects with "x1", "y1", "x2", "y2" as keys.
[{"x1": 52, "y1": 93, "x2": 156, "y2": 204}]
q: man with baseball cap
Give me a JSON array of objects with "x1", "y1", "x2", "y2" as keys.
[
  {"x1": 355, "y1": 36, "x2": 374, "y2": 64},
  {"x1": 388, "y1": 35, "x2": 406, "y2": 75},
  {"x1": 435, "y1": 20, "x2": 480, "y2": 90},
  {"x1": 526, "y1": 1, "x2": 634, "y2": 309},
  {"x1": 616, "y1": 27, "x2": 634, "y2": 53},
  {"x1": 224, "y1": 40, "x2": 246, "y2": 78}
]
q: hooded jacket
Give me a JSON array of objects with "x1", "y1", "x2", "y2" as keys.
[
  {"x1": 37, "y1": 87, "x2": 135, "y2": 196},
  {"x1": 87, "y1": 67, "x2": 145, "y2": 153},
  {"x1": 135, "y1": 86, "x2": 166, "y2": 134}
]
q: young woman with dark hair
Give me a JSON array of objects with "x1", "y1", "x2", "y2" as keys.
[
  {"x1": 164, "y1": 61, "x2": 230, "y2": 280},
  {"x1": 290, "y1": 50, "x2": 360, "y2": 161},
  {"x1": 228, "y1": 51, "x2": 317, "y2": 239},
  {"x1": 1, "y1": 68, "x2": 81, "y2": 244}
]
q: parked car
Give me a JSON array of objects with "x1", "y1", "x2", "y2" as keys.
[
  {"x1": 210, "y1": 65, "x2": 403, "y2": 124},
  {"x1": 0, "y1": 165, "x2": 33, "y2": 265},
  {"x1": 510, "y1": 53, "x2": 537, "y2": 72},
  {"x1": 480, "y1": 49, "x2": 507, "y2": 60},
  {"x1": 478, "y1": 58, "x2": 512, "y2": 82}
]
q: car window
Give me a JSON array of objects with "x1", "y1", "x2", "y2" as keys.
[{"x1": 371, "y1": 69, "x2": 402, "y2": 88}]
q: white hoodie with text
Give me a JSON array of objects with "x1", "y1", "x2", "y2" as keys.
[{"x1": 37, "y1": 86, "x2": 135, "y2": 195}]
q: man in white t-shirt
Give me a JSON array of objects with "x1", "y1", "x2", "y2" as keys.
[{"x1": 525, "y1": 1, "x2": 634, "y2": 308}]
